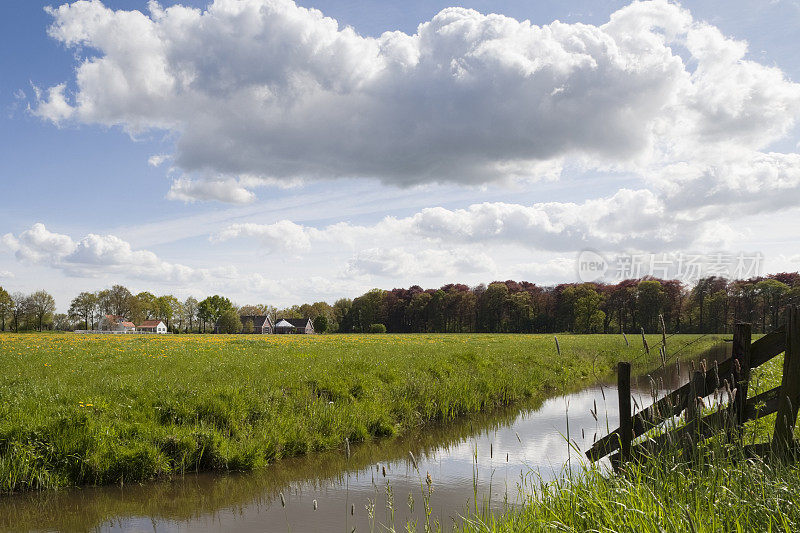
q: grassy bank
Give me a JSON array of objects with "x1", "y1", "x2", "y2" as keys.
[
  {"x1": 0, "y1": 333, "x2": 719, "y2": 493},
  {"x1": 461, "y1": 348, "x2": 800, "y2": 532}
]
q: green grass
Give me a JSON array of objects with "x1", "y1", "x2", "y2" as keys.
[
  {"x1": 457, "y1": 348, "x2": 800, "y2": 532},
  {"x1": 0, "y1": 332, "x2": 721, "y2": 493}
]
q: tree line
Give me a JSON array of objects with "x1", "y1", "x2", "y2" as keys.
[
  {"x1": 1, "y1": 272, "x2": 798, "y2": 334},
  {"x1": 337, "y1": 274, "x2": 800, "y2": 334}
]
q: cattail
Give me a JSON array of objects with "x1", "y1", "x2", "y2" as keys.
[
  {"x1": 426, "y1": 472, "x2": 432, "y2": 487},
  {"x1": 659, "y1": 314, "x2": 667, "y2": 347},
  {"x1": 313, "y1": 499, "x2": 318, "y2": 511},
  {"x1": 408, "y1": 451, "x2": 418, "y2": 470},
  {"x1": 701, "y1": 359, "x2": 707, "y2": 374},
  {"x1": 280, "y1": 492, "x2": 286, "y2": 508},
  {"x1": 554, "y1": 335, "x2": 561, "y2": 356},
  {"x1": 641, "y1": 328, "x2": 649, "y2": 355},
  {"x1": 622, "y1": 332, "x2": 629, "y2": 346},
  {"x1": 382, "y1": 465, "x2": 386, "y2": 477},
  {"x1": 490, "y1": 443, "x2": 493, "y2": 458},
  {"x1": 713, "y1": 360, "x2": 720, "y2": 389},
  {"x1": 351, "y1": 503, "x2": 355, "y2": 516},
  {"x1": 506, "y1": 452, "x2": 509, "y2": 462},
  {"x1": 345, "y1": 437, "x2": 350, "y2": 459},
  {"x1": 516, "y1": 432, "x2": 522, "y2": 444}
]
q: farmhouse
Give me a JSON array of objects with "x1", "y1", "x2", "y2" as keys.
[
  {"x1": 274, "y1": 318, "x2": 315, "y2": 334},
  {"x1": 137, "y1": 320, "x2": 168, "y2": 334},
  {"x1": 99, "y1": 314, "x2": 136, "y2": 332},
  {"x1": 240, "y1": 315, "x2": 273, "y2": 334}
]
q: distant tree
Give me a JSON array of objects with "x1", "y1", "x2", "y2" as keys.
[
  {"x1": 108, "y1": 285, "x2": 133, "y2": 317},
  {"x1": 312, "y1": 315, "x2": 328, "y2": 333},
  {"x1": 69, "y1": 291, "x2": 98, "y2": 330},
  {"x1": 95, "y1": 289, "x2": 112, "y2": 316},
  {"x1": 29, "y1": 290, "x2": 56, "y2": 331},
  {"x1": 199, "y1": 295, "x2": 234, "y2": 332},
  {"x1": 183, "y1": 297, "x2": 199, "y2": 333},
  {"x1": 217, "y1": 309, "x2": 242, "y2": 334},
  {"x1": 52, "y1": 313, "x2": 73, "y2": 331},
  {"x1": 10, "y1": 292, "x2": 28, "y2": 332},
  {"x1": 368, "y1": 323, "x2": 386, "y2": 333},
  {"x1": 332, "y1": 298, "x2": 352, "y2": 332},
  {"x1": 239, "y1": 304, "x2": 268, "y2": 316},
  {"x1": 242, "y1": 318, "x2": 254, "y2": 334},
  {"x1": 757, "y1": 279, "x2": 789, "y2": 331},
  {"x1": 636, "y1": 280, "x2": 666, "y2": 332},
  {"x1": 0, "y1": 286, "x2": 12, "y2": 331}
]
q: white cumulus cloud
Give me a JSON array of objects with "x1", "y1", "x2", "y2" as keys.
[
  {"x1": 1, "y1": 223, "x2": 222, "y2": 282},
  {"x1": 33, "y1": 0, "x2": 800, "y2": 203}
]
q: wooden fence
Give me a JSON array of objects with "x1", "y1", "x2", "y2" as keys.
[{"x1": 587, "y1": 306, "x2": 800, "y2": 466}]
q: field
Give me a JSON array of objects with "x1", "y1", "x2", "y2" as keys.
[{"x1": 0, "y1": 332, "x2": 723, "y2": 493}]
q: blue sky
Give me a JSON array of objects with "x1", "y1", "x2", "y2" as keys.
[{"x1": 1, "y1": 0, "x2": 800, "y2": 311}]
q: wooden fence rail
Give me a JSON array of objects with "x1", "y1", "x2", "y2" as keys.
[{"x1": 587, "y1": 306, "x2": 800, "y2": 465}]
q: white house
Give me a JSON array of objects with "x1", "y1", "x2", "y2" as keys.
[{"x1": 137, "y1": 320, "x2": 168, "y2": 334}]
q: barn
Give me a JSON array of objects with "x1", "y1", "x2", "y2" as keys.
[{"x1": 273, "y1": 318, "x2": 315, "y2": 334}]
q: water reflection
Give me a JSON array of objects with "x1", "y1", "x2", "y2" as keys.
[{"x1": 1, "y1": 342, "x2": 729, "y2": 532}]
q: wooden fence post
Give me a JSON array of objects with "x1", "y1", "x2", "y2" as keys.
[
  {"x1": 773, "y1": 306, "x2": 800, "y2": 455},
  {"x1": 618, "y1": 362, "x2": 632, "y2": 464},
  {"x1": 732, "y1": 323, "x2": 752, "y2": 431},
  {"x1": 687, "y1": 370, "x2": 705, "y2": 447}
]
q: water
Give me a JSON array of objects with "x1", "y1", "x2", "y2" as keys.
[{"x1": 1, "y1": 344, "x2": 729, "y2": 532}]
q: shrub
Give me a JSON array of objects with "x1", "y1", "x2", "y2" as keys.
[
  {"x1": 368, "y1": 323, "x2": 386, "y2": 333},
  {"x1": 242, "y1": 319, "x2": 254, "y2": 334}
]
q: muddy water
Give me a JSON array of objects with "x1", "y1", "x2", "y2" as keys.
[{"x1": 1, "y1": 344, "x2": 729, "y2": 532}]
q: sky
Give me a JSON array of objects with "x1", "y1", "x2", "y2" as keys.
[{"x1": 1, "y1": 0, "x2": 800, "y2": 312}]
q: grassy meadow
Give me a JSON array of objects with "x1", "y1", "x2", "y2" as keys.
[{"x1": 0, "y1": 332, "x2": 722, "y2": 493}]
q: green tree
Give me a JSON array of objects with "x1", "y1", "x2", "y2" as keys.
[
  {"x1": 368, "y1": 323, "x2": 386, "y2": 333},
  {"x1": 108, "y1": 285, "x2": 133, "y2": 317},
  {"x1": 217, "y1": 308, "x2": 242, "y2": 334},
  {"x1": 69, "y1": 291, "x2": 98, "y2": 330},
  {"x1": 52, "y1": 313, "x2": 73, "y2": 331},
  {"x1": 312, "y1": 314, "x2": 328, "y2": 333},
  {"x1": 757, "y1": 279, "x2": 789, "y2": 331},
  {"x1": 28, "y1": 290, "x2": 56, "y2": 331},
  {"x1": 183, "y1": 297, "x2": 199, "y2": 333},
  {"x1": 242, "y1": 318, "x2": 254, "y2": 334},
  {"x1": 198, "y1": 295, "x2": 234, "y2": 332},
  {"x1": 636, "y1": 280, "x2": 666, "y2": 332},
  {"x1": 0, "y1": 286, "x2": 12, "y2": 331}
]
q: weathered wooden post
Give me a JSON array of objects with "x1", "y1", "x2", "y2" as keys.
[
  {"x1": 731, "y1": 323, "x2": 752, "y2": 432},
  {"x1": 687, "y1": 370, "x2": 705, "y2": 450},
  {"x1": 773, "y1": 306, "x2": 800, "y2": 456},
  {"x1": 618, "y1": 361, "x2": 632, "y2": 465}
]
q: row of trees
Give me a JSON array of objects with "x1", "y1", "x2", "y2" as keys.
[
  {"x1": 2, "y1": 272, "x2": 798, "y2": 334},
  {"x1": 337, "y1": 274, "x2": 800, "y2": 334},
  {"x1": 0, "y1": 287, "x2": 58, "y2": 332}
]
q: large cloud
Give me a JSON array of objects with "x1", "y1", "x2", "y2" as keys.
[
  {"x1": 34, "y1": 0, "x2": 800, "y2": 202},
  {"x1": 1, "y1": 223, "x2": 228, "y2": 282}
]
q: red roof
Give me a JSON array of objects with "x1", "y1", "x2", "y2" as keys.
[
  {"x1": 121, "y1": 322, "x2": 135, "y2": 328},
  {"x1": 137, "y1": 320, "x2": 163, "y2": 328}
]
